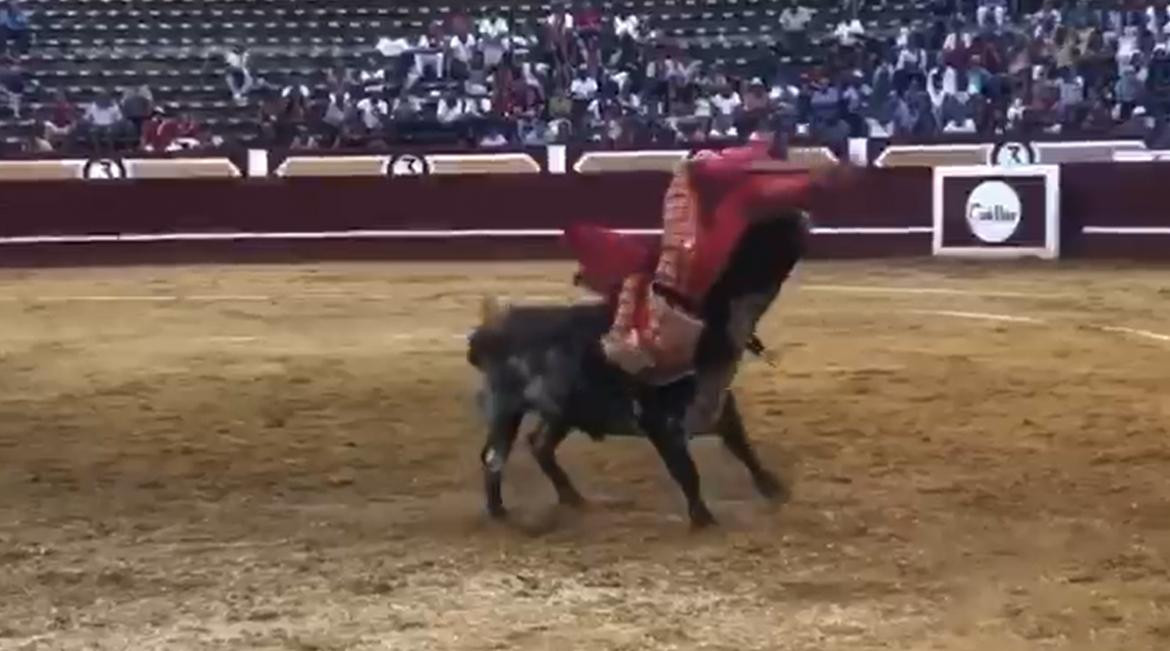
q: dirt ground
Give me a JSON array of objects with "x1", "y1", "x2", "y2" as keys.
[{"x1": 0, "y1": 259, "x2": 1167, "y2": 650}]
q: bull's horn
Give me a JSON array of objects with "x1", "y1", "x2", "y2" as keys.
[{"x1": 480, "y1": 295, "x2": 508, "y2": 328}]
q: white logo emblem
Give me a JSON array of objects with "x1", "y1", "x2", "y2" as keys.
[
  {"x1": 988, "y1": 141, "x2": 1036, "y2": 167},
  {"x1": 83, "y1": 158, "x2": 127, "y2": 180},
  {"x1": 965, "y1": 180, "x2": 1022, "y2": 243},
  {"x1": 385, "y1": 154, "x2": 430, "y2": 177}
]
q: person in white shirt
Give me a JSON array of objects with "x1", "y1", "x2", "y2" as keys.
[
  {"x1": 355, "y1": 94, "x2": 388, "y2": 131},
  {"x1": 282, "y1": 83, "x2": 310, "y2": 101},
  {"x1": 358, "y1": 59, "x2": 387, "y2": 94},
  {"x1": 479, "y1": 128, "x2": 508, "y2": 148},
  {"x1": 614, "y1": 13, "x2": 641, "y2": 40},
  {"x1": 710, "y1": 87, "x2": 742, "y2": 116},
  {"x1": 448, "y1": 32, "x2": 477, "y2": 66},
  {"x1": 897, "y1": 43, "x2": 927, "y2": 71},
  {"x1": 834, "y1": 18, "x2": 865, "y2": 47},
  {"x1": 436, "y1": 94, "x2": 465, "y2": 124},
  {"x1": 569, "y1": 70, "x2": 598, "y2": 101},
  {"x1": 463, "y1": 94, "x2": 491, "y2": 118},
  {"x1": 779, "y1": 2, "x2": 813, "y2": 49},
  {"x1": 547, "y1": 8, "x2": 574, "y2": 32},
  {"x1": 412, "y1": 29, "x2": 444, "y2": 84},
  {"x1": 478, "y1": 13, "x2": 510, "y2": 67},
  {"x1": 85, "y1": 93, "x2": 123, "y2": 128},
  {"x1": 375, "y1": 35, "x2": 409, "y2": 58},
  {"x1": 83, "y1": 92, "x2": 125, "y2": 147},
  {"x1": 1117, "y1": 25, "x2": 1139, "y2": 67},
  {"x1": 323, "y1": 90, "x2": 352, "y2": 129}
]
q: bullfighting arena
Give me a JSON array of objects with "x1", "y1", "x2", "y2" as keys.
[{"x1": 1, "y1": 258, "x2": 1168, "y2": 650}]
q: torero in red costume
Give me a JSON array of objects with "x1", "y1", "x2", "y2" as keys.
[
  {"x1": 566, "y1": 125, "x2": 847, "y2": 431},
  {"x1": 604, "y1": 134, "x2": 829, "y2": 375}
]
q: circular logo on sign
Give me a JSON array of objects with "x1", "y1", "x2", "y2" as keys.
[
  {"x1": 965, "y1": 180, "x2": 1022, "y2": 243},
  {"x1": 82, "y1": 158, "x2": 127, "y2": 180},
  {"x1": 385, "y1": 154, "x2": 430, "y2": 177},
  {"x1": 988, "y1": 141, "x2": 1036, "y2": 167}
]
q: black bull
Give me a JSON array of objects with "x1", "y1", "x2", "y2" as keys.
[{"x1": 466, "y1": 212, "x2": 808, "y2": 528}]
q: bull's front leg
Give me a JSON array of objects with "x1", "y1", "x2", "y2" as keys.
[
  {"x1": 482, "y1": 409, "x2": 523, "y2": 519},
  {"x1": 647, "y1": 427, "x2": 716, "y2": 529},
  {"x1": 640, "y1": 391, "x2": 716, "y2": 528}
]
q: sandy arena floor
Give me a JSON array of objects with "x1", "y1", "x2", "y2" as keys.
[{"x1": 0, "y1": 259, "x2": 1167, "y2": 650}]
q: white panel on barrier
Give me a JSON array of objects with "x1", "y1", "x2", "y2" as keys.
[{"x1": 932, "y1": 165, "x2": 1061, "y2": 260}]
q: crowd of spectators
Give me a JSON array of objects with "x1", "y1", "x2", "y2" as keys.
[{"x1": 9, "y1": 0, "x2": 1170, "y2": 153}]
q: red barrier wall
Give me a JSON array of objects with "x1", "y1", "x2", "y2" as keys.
[{"x1": 0, "y1": 164, "x2": 1165, "y2": 265}]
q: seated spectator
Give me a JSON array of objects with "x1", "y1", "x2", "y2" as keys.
[
  {"x1": 464, "y1": 51, "x2": 490, "y2": 95},
  {"x1": 410, "y1": 23, "x2": 446, "y2": 85},
  {"x1": 82, "y1": 91, "x2": 127, "y2": 150},
  {"x1": 43, "y1": 89, "x2": 77, "y2": 148},
  {"x1": 375, "y1": 34, "x2": 411, "y2": 83},
  {"x1": 121, "y1": 84, "x2": 153, "y2": 134},
  {"x1": 463, "y1": 88, "x2": 492, "y2": 120},
  {"x1": 478, "y1": 11, "x2": 510, "y2": 68},
  {"x1": 436, "y1": 92, "x2": 465, "y2": 124},
  {"x1": 355, "y1": 91, "x2": 388, "y2": 134},
  {"x1": 322, "y1": 88, "x2": 355, "y2": 137},
  {"x1": 710, "y1": 84, "x2": 743, "y2": 127},
  {"x1": 547, "y1": 4, "x2": 574, "y2": 33},
  {"x1": 548, "y1": 92, "x2": 572, "y2": 122},
  {"x1": 141, "y1": 108, "x2": 201, "y2": 152},
  {"x1": 391, "y1": 92, "x2": 422, "y2": 120},
  {"x1": 1115, "y1": 64, "x2": 1144, "y2": 120},
  {"x1": 576, "y1": 3, "x2": 603, "y2": 43},
  {"x1": 0, "y1": 0, "x2": 31, "y2": 56},
  {"x1": 519, "y1": 116, "x2": 551, "y2": 145},
  {"x1": 448, "y1": 28, "x2": 477, "y2": 78},
  {"x1": 479, "y1": 126, "x2": 509, "y2": 148},
  {"x1": 23, "y1": 130, "x2": 51, "y2": 153},
  {"x1": 1056, "y1": 67, "x2": 1086, "y2": 127},
  {"x1": 358, "y1": 56, "x2": 387, "y2": 95}
]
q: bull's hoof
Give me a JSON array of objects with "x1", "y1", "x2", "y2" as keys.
[
  {"x1": 689, "y1": 507, "x2": 717, "y2": 530},
  {"x1": 487, "y1": 504, "x2": 508, "y2": 520},
  {"x1": 755, "y1": 472, "x2": 789, "y2": 503},
  {"x1": 558, "y1": 491, "x2": 587, "y2": 509}
]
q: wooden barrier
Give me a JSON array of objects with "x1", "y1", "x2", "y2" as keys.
[{"x1": 0, "y1": 164, "x2": 1164, "y2": 265}]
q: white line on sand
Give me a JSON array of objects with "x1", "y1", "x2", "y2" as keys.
[
  {"x1": 801, "y1": 284, "x2": 1061, "y2": 299},
  {"x1": 1096, "y1": 326, "x2": 1170, "y2": 343},
  {"x1": 908, "y1": 309, "x2": 1046, "y2": 324},
  {"x1": 204, "y1": 336, "x2": 261, "y2": 343}
]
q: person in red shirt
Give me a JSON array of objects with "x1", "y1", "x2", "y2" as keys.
[
  {"x1": 576, "y1": 3, "x2": 602, "y2": 42},
  {"x1": 43, "y1": 89, "x2": 77, "y2": 147},
  {"x1": 141, "y1": 109, "x2": 202, "y2": 151}
]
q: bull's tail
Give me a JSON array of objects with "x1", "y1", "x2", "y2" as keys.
[
  {"x1": 467, "y1": 295, "x2": 510, "y2": 370},
  {"x1": 480, "y1": 295, "x2": 507, "y2": 328}
]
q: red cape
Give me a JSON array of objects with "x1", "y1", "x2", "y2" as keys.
[{"x1": 563, "y1": 223, "x2": 658, "y2": 298}]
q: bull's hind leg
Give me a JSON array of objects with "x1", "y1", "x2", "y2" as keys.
[
  {"x1": 716, "y1": 393, "x2": 786, "y2": 502},
  {"x1": 528, "y1": 421, "x2": 585, "y2": 508},
  {"x1": 482, "y1": 410, "x2": 523, "y2": 519}
]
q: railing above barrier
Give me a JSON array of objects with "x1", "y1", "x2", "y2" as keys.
[{"x1": 1, "y1": 138, "x2": 1165, "y2": 182}]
